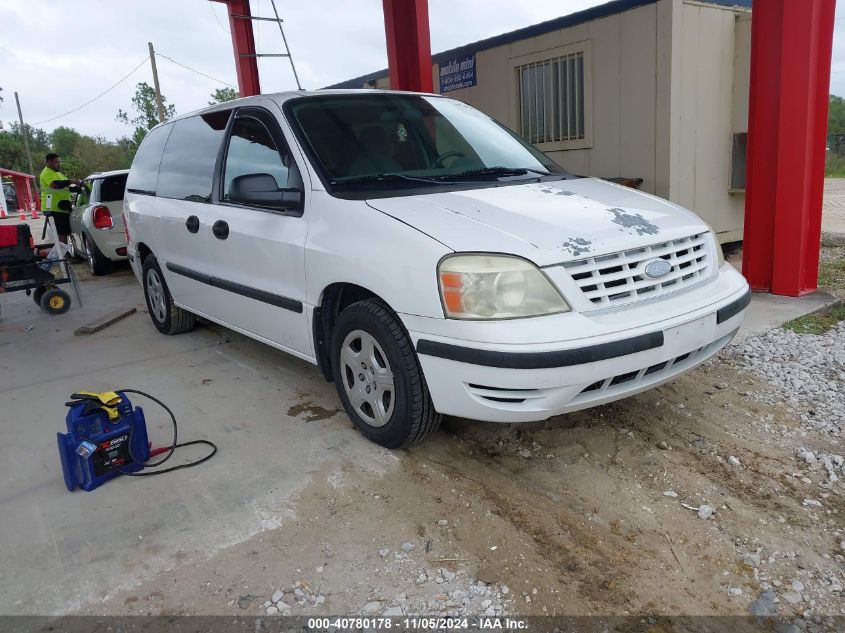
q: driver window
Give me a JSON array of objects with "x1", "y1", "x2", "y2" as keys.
[
  {"x1": 431, "y1": 114, "x2": 479, "y2": 170},
  {"x1": 223, "y1": 114, "x2": 290, "y2": 203},
  {"x1": 75, "y1": 180, "x2": 92, "y2": 206}
]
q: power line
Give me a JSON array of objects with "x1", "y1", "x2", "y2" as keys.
[
  {"x1": 32, "y1": 57, "x2": 148, "y2": 125},
  {"x1": 209, "y1": 2, "x2": 230, "y2": 33},
  {"x1": 155, "y1": 52, "x2": 237, "y2": 88}
]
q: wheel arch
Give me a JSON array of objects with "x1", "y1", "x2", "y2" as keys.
[
  {"x1": 313, "y1": 282, "x2": 396, "y2": 382},
  {"x1": 136, "y1": 241, "x2": 153, "y2": 265}
]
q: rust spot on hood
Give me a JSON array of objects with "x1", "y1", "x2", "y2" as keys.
[
  {"x1": 559, "y1": 237, "x2": 592, "y2": 257},
  {"x1": 608, "y1": 208, "x2": 660, "y2": 236}
]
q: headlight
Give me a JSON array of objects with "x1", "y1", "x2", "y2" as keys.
[{"x1": 438, "y1": 254, "x2": 570, "y2": 319}]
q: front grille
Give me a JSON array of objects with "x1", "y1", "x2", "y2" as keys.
[{"x1": 562, "y1": 233, "x2": 710, "y2": 308}]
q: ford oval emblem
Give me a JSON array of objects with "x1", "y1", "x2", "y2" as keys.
[{"x1": 644, "y1": 259, "x2": 672, "y2": 279}]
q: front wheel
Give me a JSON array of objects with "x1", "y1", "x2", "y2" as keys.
[
  {"x1": 331, "y1": 299, "x2": 441, "y2": 448},
  {"x1": 142, "y1": 255, "x2": 195, "y2": 335}
]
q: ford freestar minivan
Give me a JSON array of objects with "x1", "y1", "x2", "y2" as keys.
[{"x1": 125, "y1": 90, "x2": 750, "y2": 448}]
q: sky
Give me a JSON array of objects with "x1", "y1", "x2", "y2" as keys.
[{"x1": 1, "y1": 0, "x2": 845, "y2": 141}]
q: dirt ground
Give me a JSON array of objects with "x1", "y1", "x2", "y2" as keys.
[{"x1": 87, "y1": 249, "x2": 845, "y2": 622}]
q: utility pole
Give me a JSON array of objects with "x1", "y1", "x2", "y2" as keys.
[
  {"x1": 148, "y1": 42, "x2": 166, "y2": 123},
  {"x1": 14, "y1": 92, "x2": 36, "y2": 188}
]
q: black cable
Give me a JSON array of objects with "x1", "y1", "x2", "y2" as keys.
[
  {"x1": 116, "y1": 389, "x2": 217, "y2": 477},
  {"x1": 33, "y1": 58, "x2": 148, "y2": 125}
]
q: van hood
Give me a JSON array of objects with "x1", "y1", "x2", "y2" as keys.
[{"x1": 365, "y1": 178, "x2": 709, "y2": 266}]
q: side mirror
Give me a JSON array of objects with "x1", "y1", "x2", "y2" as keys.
[{"x1": 228, "y1": 173, "x2": 303, "y2": 211}]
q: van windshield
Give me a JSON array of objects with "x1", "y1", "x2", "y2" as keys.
[{"x1": 286, "y1": 94, "x2": 567, "y2": 193}]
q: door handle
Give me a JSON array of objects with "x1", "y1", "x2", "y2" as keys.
[
  {"x1": 185, "y1": 215, "x2": 199, "y2": 233},
  {"x1": 212, "y1": 220, "x2": 229, "y2": 240}
]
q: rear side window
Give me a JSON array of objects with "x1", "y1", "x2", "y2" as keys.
[
  {"x1": 99, "y1": 174, "x2": 128, "y2": 202},
  {"x1": 157, "y1": 111, "x2": 231, "y2": 203},
  {"x1": 127, "y1": 124, "x2": 172, "y2": 194}
]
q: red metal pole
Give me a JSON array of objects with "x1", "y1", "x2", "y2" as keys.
[
  {"x1": 382, "y1": 0, "x2": 433, "y2": 92},
  {"x1": 25, "y1": 176, "x2": 37, "y2": 210},
  {"x1": 211, "y1": 0, "x2": 261, "y2": 97},
  {"x1": 743, "y1": 0, "x2": 835, "y2": 296}
]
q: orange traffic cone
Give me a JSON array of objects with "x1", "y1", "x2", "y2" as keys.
[
  {"x1": 30, "y1": 202, "x2": 39, "y2": 220},
  {"x1": 0, "y1": 204, "x2": 6, "y2": 219},
  {"x1": 18, "y1": 209, "x2": 26, "y2": 221}
]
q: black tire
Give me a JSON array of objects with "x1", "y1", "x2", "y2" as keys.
[
  {"x1": 331, "y1": 299, "x2": 441, "y2": 448},
  {"x1": 40, "y1": 288, "x2": 71, "y2": 315},
  {"x1": 32, "y1": 286, "x2": 47, "y2": 306},
  {"x1": 83, "y1": 235, "x2": 111, "y2": 276},
  {"x1": 142, "y1": 254, "x2": 195, "y2": 335}
]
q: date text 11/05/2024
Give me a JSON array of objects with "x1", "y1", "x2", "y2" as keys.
[{"x1": 307, "y1": 617, "x2": 529, "y2": 630}]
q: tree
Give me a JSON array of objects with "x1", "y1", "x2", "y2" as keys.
[
  {"x1": 51, "y1": 126, "x2": 82, "y2": 157},
  {"x1": 209, "y1": 87, "x2": 239, "y2": 105},
  {"x1": 117, "y1": 81, "x2": 176, "y2": 150},
  {"x1": 1, "y1": 122, "x2": 50, "y2": 172},
  {"x1": 829, "y1": 95, "x2": 845, "y2": 155},
  {"x1": 0, "y1": 120, "x2": 132, "y2": 178}
]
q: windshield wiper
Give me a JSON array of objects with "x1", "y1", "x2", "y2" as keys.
[
  {"x1": 332, "y1": 173, "x2": 444, "y2": 186},
  {"x1": 436, "y1": 166, "x2": 551, "y2": 181}
]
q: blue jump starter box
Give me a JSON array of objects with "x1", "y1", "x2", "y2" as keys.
[{"x1": 57, "y1": 392, "x2": 150, "y2": 492}]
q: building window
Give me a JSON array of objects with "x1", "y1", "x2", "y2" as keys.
[
  {"x1": 517, "y1": 51, "x2": 585, "y2": 145},
  {"x1": 730, "y1": 132, "x2": 747, "y2": 192}
]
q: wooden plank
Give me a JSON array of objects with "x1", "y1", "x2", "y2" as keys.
[{"x1": 74, "y1": 307, "x2": 136, "y2": 336}]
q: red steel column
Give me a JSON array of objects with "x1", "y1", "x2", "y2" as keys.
[
  {"x1": 211, "y1": 0, "x2": 261, "y2": 97},
  {"x1": 743, "y1": 0, "x2": 835, "y2": 296},
  {"x1": 382, "y1": 0, "x2": 433, "y2": 92}
]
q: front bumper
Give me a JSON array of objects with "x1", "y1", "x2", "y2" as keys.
[{"x1": 406, "y1": 268, "x2": 750, "y2": 423}]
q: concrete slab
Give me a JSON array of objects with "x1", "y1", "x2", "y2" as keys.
[
  {"x1": 0, "y1": 263, "x2": 391, "y2": 615},
  {"x1": 824, "y1": 178, "x2": 845, "y2": 236},
  {"x1": 724, "y1": 250, "x2": 840, "y2": 341},
  {"x1": 736, "y1": 290, "x2": 840, "y2": 341}
]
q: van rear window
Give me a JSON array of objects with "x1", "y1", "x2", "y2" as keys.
[
  {"x1": 156, "y1": 111, "x2": 231, "y2": 203},
  {"x1": 99, "y1": 174, "x2": 128, "y2": 203}
]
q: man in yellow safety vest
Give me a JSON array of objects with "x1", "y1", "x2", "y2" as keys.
[{"x1": 39, "y1": 152, "x2": 79, "y2": 244}]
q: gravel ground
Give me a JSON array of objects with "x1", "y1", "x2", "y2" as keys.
[{"x1": 732, "y1": 323, "x2": 845, "y2": 435}]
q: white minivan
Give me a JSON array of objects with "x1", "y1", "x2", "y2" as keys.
[{"x1": 125, "y1": 90, "x2": 750, "y2": 448}]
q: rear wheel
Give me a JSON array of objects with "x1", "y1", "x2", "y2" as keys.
[
  {"x1": 142, "y1": 254, "x2": 195, "y2": 335},
  {"x1": 40, "y1": 288, "x2": 71, "y2": 315},
  {"x1": 83, "y1": 235, "x2": 111, "y2": 276},
  {"x1": 66, "y1": 235, "x2": 83, "y2": 262},
  {"x1": 331, "y1": 299, "x2": 441, "y2": 448}
]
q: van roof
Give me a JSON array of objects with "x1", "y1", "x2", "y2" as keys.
[
  {"x1": 85, "y1": 168, "x2": 130, "y2": 180},
  {"x1": 154, "y1": 89, "x2": 437, "y2": 128}
]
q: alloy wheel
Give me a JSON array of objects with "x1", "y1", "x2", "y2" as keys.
[
  {"x1": 340, "y1": 329, "x2": 395, "y2": 427},
  {"x1": 84, "y1": 238, "x2": 96, "y2": 275},
  {"x1": 146, "y1": 268, "x2": 167, "y2": 324}
]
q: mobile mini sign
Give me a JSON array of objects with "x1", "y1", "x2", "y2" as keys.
[{"x1": 439, "y1": 55, "x2": 476, "y2": 93}]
